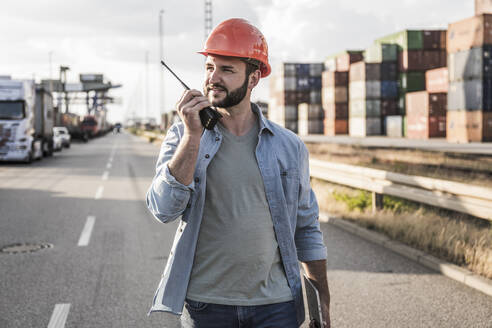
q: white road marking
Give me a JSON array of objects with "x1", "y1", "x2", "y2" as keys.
[
  {"x1": 95, "y1": 186, "x2": 104, "y2": 200},
  {"x1": 78, "y1": 216, "x2": 96, "y2": 246},
  {"x1": 106, "y1": 163, "x2": 112, "y2": 169},
  {"x1": 47, "y1": 303, "x2": 71, "y2": 328},
  {"x1": 102, "y1": 171, "x2": 109, "y2": 181}
]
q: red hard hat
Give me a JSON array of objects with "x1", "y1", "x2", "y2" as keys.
[{"x1": 198, "y1": 18, "x2": 271, "y2": 78}]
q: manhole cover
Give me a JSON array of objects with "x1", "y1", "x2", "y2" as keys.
[{"x1": 1, "y1": 243, "x2": 53, "y2": 254}]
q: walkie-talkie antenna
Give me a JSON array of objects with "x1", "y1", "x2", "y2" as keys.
[
  {"x1": 160, "y1": 60, "x2": 190, "y2": 90},
  {"x1": 160, "y1": 59, "x2": 222, "y2": 130}
]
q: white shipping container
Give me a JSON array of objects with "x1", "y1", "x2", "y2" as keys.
[
  {"x1": 385, "y1": 115, "x2": 403, "y2": 137},
  {"x1": 349, "y1": 81, "x2": 381, "y2": 99},
  {"x1": 349, "y1": 117, "x2": 382, "y2": 136}
]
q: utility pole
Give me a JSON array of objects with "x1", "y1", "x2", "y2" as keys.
[
  {"x1": 159, "y1": 9, "x2": 165, "y2": 116},
  {"x1": 205, "y1": 0, "x2": 212, "y2": 40},
  {"x1": 59, "y1": 65, "x2": 70, "y2": 113},
  {"x1": 145, "y1": 51, "x2": 149, "y2": 120}
]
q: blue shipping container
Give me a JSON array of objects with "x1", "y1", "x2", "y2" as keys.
[
  {"x1": 296, "y1": 64, "x2": 310, "y2": 76},
  {"x1": 381, "y1": 81, "x2": 398, "y2": 99}
]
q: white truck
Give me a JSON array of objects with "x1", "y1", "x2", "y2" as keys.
[{"x1": 0, "y1": 78, "x2": 54, "y2": 163}]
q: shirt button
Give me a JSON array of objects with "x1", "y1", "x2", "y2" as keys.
[
  {"x1": 215, "y1": 137, "x2": 220, "y2": 141},
  {"x1": 205, "y1": 154, "x2": 210, "y2": 158},
  {"x1": 194, "y1": 177, "x2": 199, "y2": 183}
]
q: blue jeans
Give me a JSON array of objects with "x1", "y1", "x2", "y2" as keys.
[{"x1": 180, "y1": 299, "x2": 299, "y2": 328}]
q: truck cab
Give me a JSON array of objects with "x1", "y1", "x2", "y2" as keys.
[{"x1": 0, "y1": 78, "x2": 54, "y2": 163}]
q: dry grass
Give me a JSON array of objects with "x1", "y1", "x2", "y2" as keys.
[{"x1": 311, "y1": 178, "x2": 492, "y2": 279}]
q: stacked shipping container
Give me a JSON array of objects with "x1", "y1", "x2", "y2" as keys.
[
  {"x1": 446, "y1": 14, "x2": 492, "y2": 142},
  {"x1": 348, "y1": 61, "x2": 382, "y2": 136},
  {"x1": 322, "y1": 51, "x2": 363, "y2": 136},
  {"x1": 364, "y1": 43, "x2": 400, "y2": 137},
  {"x1": 374, "y1": 30, "x2": 447, "y2": 137},
  {"x1": 268, "y1": 63, "x2": 323, "y2": 133}
]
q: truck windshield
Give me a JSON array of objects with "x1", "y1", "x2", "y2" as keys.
[{"x1": 0, "y1": 101, "x2": 25, "y2": 120}]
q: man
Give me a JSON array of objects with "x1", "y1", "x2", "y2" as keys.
[{"x1": 146, "y1": 18, "x2": 330, "y2": 328}]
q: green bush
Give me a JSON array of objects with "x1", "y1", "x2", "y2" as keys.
[{"x1": 333, "y1": 190, "x2": 371, "y2": 212}]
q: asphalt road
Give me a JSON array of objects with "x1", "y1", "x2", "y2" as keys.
[{"x1": 0, "y1": 132, "x2": 490, "y2": 328}]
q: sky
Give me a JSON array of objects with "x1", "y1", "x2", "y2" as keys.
[{"x1": 0, "y1": 0, "x2": 473, "y2": 124}]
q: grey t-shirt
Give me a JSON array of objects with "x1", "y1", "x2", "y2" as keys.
[{"x1": 186, "y1": 116, "x2": 293, "y2": 305}]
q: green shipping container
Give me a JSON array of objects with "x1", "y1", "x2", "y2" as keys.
[
  {"x1": 364, "y1": 43, "x2": 398, "y2": 63},
  {"x1": 398, "y1": 72, "x2": 426, "y2": 93},
  {"x1": 375, "y1": 30, "x2": 423, "y2": 51}
]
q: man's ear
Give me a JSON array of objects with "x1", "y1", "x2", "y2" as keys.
[{"x1": 249, "y1": 70, "x2": 261, "y2": 89}]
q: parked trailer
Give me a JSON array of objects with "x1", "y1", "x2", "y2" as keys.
[{"x1": 0, "y1": 78, "x2": 53, "y2": 163}]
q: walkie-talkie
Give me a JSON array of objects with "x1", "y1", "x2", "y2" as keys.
[{"x1": 161, "y1": 60, "x2": 222, "y2": 130}]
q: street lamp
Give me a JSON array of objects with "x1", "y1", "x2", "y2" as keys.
[{"x1": 159, "y1": 9, "x2": 165, "y2": 117}]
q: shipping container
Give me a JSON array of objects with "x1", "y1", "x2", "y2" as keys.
[
  {"x1": 407, "y1": 114, "x2": 446, "y2": 139},
  {"x1": 310, "y1": 90, "x2": 322, "y2": 104},
  {"x1": 349, "y1": 117, "x2": 382, "y2": 136},
  {"x1": 322, "y1": 86, "x2": 348, "y2": 104},
  {"x1": 349, "y1": 99, "x2": 381, "y2": 118},
  {"x1": 349, "y1": 81, "x2": 381, "y2": 99},
  {"x1": 324, "y1": 118, "x2": 348, "y2": 136},
  {"x1": 322, "y1": 71, "x2": 349, "y2": 87},
  {"x1": 447, "y1": 14, "x2": 492, "y2": 53},
  {"x1": 399, "y1": 50, "x2": 447, "y2": 71},
  {"x1": 349, "y1": 62, "x2": 381, "y2": 81},
  {"x1": 448, "y1": 46, "x2": 492, "y2": 82},
  {"x1": 446, "y1": 110, "x2": 492, "y2": 142},
  {"x1": 381, "y1": 62, "x2": 398, "y2": 80},
  {"x1": 364, "y1": 43, "x2": 398, "y2": 63},
  {"x1": 398, "y1": 72, "x2": 426, "y2": 92},
  {"x1": 476, "y1": 0, "x2": 492, "y2": 15},
  {"x1": 426, "y1": 67, "x2": 449, "y2": 93},
  {"x1": 324, "y1": 103, "x2": 349, "y2": 119},
  {"x1": 298, "y1": 103, "x2": 324, "y2": 121},
  {"x1": 309, "y1": 63, "x2": 324, "y2": 77},
  {"x1": 298, "y1": 119, "x2": 324, "y2": 136},
  {"x1": 448, "y1": 79, "x2": 492, "y2": 111},
  {"x1": 407, "y1": 91, "x2": 447, "y2": 118},
  {"x1": 375, "y1": 30, "x2": 423, "y2": 50},
  {"x1": 324, "y1": 51, "x2": 364, "y2": 72},
  {"x1": 296, "y1": 64, "x2": 310, "y2": 76},
  {"x1": 381, "y1": 100, "x2": 399, "y2": 116},
  {"x1": 279, "y1": 63, "x2": 297, "y2": 77},
  {"x1": 385, "y1": 116, "x2": 404, "y2": 137},
  {"x1": 422, "y1": 30, "x2": 447, "y2": 50},
  {"x1": 381, "y1": 81, "x2": 399, "y2": 99}
]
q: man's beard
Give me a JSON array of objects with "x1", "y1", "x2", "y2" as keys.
[{"x1": 204, "y1": 75, "x2": 249, "y2": 108}]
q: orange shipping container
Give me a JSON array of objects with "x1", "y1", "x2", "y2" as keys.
[
  {"x1": 475, "y1": 0, "x2": 492, "y2": 15},
  {"x1": 426, "y1": 67, "x2": 449, "y2": 93},
  {"x1": 447, "y1": 14, "x2": 492, "y2": 53},
  {"x1": 446, "y1": 110, "x2": 492, "y2": 142}
]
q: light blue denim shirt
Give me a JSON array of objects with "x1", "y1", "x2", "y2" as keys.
[{"x1": 146, "y1": 104, "x2": 327, "y2": 326}]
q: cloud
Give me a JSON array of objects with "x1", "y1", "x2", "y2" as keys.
[{"x1": 0, "y1": 0, "x2": 475, "y2": 123}]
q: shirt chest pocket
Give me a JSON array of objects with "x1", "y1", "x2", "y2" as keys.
[{"x1": 280, "y1": 168, "x2": 299, "y2": 205}]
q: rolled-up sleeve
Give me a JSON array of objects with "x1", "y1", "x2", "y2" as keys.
[
  {"x1": 294, "y1": 141, "x2": 327, "y2": 262},
  {"x1": 146, "y1": 123, "x2": 195, "y2": 223}
]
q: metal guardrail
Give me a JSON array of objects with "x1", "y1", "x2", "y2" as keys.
[
  {"x1": 137, "y1": 129, "x2": 492, "y2": 221},
  {"x1": 310, "y1": 159, "x2": 492, "y2": 221}
]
